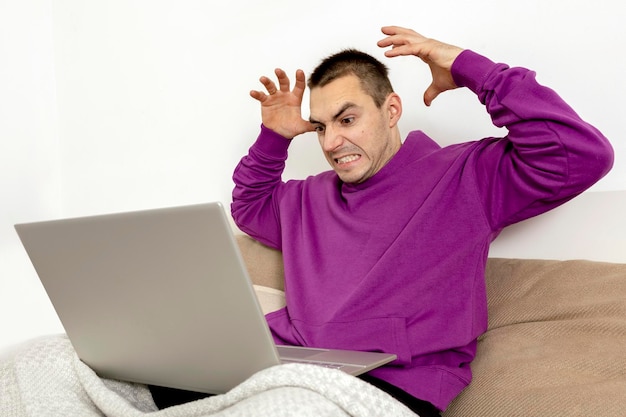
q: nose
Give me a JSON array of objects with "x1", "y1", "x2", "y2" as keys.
[{"x1": 320, "y1": 125, "x2": 343, "y2": 153}]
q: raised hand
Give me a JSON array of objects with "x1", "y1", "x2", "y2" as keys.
[
  {"x1": 250, "y1": 68, "x2": 315, "y2": 139},
  {"x1": 377, "y1": 26, "x2": 464, "y2": 106}
]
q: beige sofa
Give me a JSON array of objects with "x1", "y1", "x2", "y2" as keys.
[{"x1": 237, "y1": 234, "x2": 626, "y2": 417}]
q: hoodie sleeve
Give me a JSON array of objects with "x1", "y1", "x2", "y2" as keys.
[
  {"x1": 451, "y1": 50, "x2": 614, "y2": 230},
  {"x1": 231, "y1": 125, "x2": 292, "y2": 249}
]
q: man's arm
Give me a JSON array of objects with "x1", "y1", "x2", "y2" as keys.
[
  {"x1": 453, "y1": 50, "x2": 613, "y2": 228},
  {"x1": 378, "y1": 26, "x2": 613, "y2": 229},
  {"x1": 231, "y1": 69, "x2": 314, "y2": 248}
]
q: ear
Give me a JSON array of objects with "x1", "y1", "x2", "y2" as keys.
[{"x1": 386, "y1": 93, "x2": 402, "y2": 127}]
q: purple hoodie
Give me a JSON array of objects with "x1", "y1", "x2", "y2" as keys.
[{"x1": 231, "y1": 50, "x2": 613, "y2": 410}]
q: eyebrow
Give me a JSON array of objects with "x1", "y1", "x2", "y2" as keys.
[{"x1": 309, "y1": 102, "x2": 357, "y2": 125}]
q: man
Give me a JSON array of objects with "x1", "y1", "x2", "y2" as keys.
[{"x1": 231, "y1": 26, "x2": 614, "y2": 415}]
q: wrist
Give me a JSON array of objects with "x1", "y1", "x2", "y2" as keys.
[
  {"x1": 261, "y1": 124, "x2": 294, "y2": 141},
  {"x1": 450, "y1": 50, "x2": 501, "y2": 94}
]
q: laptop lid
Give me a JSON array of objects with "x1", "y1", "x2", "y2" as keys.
[
  {"x1": 15, "y1": 202, "x2": 282, "y2": 393},
  {"x1": 15, "y1": 202, "x2": 397, "y2": 393}
]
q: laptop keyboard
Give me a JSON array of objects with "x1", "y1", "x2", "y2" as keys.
[{"x1": 280, "y1": 359, "x2": 344, "y2": 369}]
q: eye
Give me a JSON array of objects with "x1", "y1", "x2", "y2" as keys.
[
  {"x1": 341, "y1": 117, "x2": 355, "y2": 125},
  {"x1": 314, "y1": 124, "x2": 325, "y2": 133}
]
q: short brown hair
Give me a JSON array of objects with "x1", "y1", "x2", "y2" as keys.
[{"x1": 308, "y1": 49, "x2": 394, "y2": 108}]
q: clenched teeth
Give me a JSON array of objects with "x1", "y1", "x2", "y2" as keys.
[{"x1": 336, "y1": 155, "x2": 360, "y2": 164}]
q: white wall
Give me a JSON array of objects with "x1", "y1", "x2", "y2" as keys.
[
  {"x1": 49, "y1": 0, "x2": 626, "y2": 219},
  {"x1": 1, "y1": 0, "x2": 64, "y2": 350},
  {"x1": 2, "y1": 0, "x2": 625, "y2": 349}
]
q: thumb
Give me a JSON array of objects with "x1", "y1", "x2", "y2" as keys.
[{"x1": 423, "y1": 83, "x2": 441, "y2": 107}]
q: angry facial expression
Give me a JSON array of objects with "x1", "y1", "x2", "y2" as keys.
[{"x1": 309, "y1": 74, "x2": 402, "y2": 184}]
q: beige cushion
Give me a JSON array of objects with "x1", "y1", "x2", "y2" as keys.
[
  {"x1": 236, "y1": 234, "x2": 287, "y2": 314},
  {"x1": 236, "y1": 234, "x2": 284, "y2": 291},
  {"x1": 444, "y1": 258, "x2": 626, "y2": 416}
]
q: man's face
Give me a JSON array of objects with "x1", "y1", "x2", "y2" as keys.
[{"x1": 309, "y1": 75, "x2": 402, "y2": 184}]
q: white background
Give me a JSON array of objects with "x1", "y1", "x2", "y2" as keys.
[{"x1": 2, "y1": 0, "x2": 625, "y2": 349}]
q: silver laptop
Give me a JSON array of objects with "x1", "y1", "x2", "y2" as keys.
[{"x1": 15, "y1": 202, "x2": 396, "y2": 394}]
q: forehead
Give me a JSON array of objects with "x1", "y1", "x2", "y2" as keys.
[{"x1": 309, "y1": 74, "x2": 375, "y2": 120}]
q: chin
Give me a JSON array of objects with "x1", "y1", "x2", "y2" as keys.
[
  {"x1": 337, "y1": 173, "x2": 365, "y2": 184},
  {"x1": 334, "y1": 165, "x2": 370, "y2": 184}
]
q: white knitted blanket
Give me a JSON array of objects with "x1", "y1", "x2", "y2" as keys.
[{"x1": 0, "y1": 334, "x2": 417, "y2": 417}]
